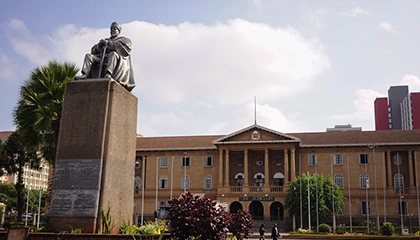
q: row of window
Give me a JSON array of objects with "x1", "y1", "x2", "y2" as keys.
[
  {"x1": 308, "y1": 153, "x2": 403, "y2": 166},
  {"x1": 333, "y1": 173, "x2": 404, "y2": 189},
  {"x1": 360, "y1": 201, "x2": 408, "y2": 216},
  {"x1": 136, "y1": 153, "x2": 404, "y2": 169},
  {"x1": 135, "y1": 156, "x2": 213, "y2": 169},
  {"x1": 134, "y1": 175, "x2": 213, "y2": 191}
]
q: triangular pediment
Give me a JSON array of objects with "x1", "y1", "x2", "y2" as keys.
[{"x1": 213, "y1": 124, "x2": 300, "y2": 145}]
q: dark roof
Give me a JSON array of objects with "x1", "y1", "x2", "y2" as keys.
[
  {"x1": 136, "y1": 129, "x2": 420, "y2": 151},
  {"x1": 291, "y1": 130, "x2": 420, "y2": 147},
  {"x1": 136, "y1": 135, "x2": 223, "y2": 151}
]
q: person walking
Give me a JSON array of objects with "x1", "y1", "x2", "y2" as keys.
[
  {"x1": 259, "y1": 223, "x2": 266, "y2": 240},
  {"x1": 271, "y1": 223, "x2": 282, "y2": 239}
]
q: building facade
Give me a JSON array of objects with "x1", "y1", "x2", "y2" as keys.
[
  {"x1": 134, "y1": 124, "x2": 420, "y2": 229},
  {"x1": 375, "y1": 85, "x2": 420, "y2": 130}
]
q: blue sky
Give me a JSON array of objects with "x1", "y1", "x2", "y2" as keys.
[{"x1": 1, "y1": 0, "x2": 420, "y2": 136}]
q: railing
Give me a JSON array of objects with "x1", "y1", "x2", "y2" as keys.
[
  {"x1": 230, "y1": 186, "x2": 242, "y2": 192},
  {"x1": 249, "y1": 187, "x2": 263, "y2": 192},
  {"x1": 270, "y1": 186, "x2": 283, "y2": 192}
]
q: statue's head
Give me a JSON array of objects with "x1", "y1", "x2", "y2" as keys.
[{"x1": 110, "y1": 22, "x2": 121, "y2": 37}]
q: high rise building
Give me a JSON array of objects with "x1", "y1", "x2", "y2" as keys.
[
  {"x1": 374, "y1": 97, "x2": 389, "y2": 130},
  {"x1": 374, "y1": 85, "x2": 420, "y2": 130}
]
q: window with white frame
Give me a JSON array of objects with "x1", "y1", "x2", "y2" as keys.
[
  {"x1": 275, "y1": 155, "x2": 283, "y2": 166},
  {"x1": 204, "y1": 156, "x2": 213, "y2": 167},
  {"x1": 182, "y1": 156, "x2": 190, "y2": 167},
  {"x1": 334, "y1": 173, "x2": 344, "y2": 188},
  {"x1": 237, "y1": 155, "x2": 244, "y2": 167},
  {"x1": 160, "y1": 157, "x2": 168, "y2": 168},
  {"x1": 360, "y1": 173, "x2": 369, "y2": 188},
  {"x1": 273, "y1": 172, "x2": 285, "y2": 186},
  {"x1": 253, "y1": 173, "x2": 265, "y2": 186},
  {"x1": 398, "y1": 201, "x2": 408, "y2": 215},
  {"x1": 159, "y1": 175, "x2": 168, "y2": 189},
  {"x1": 234, "y1": 173, "x2": 244, "y2": 186},
  {"x1": 308, "y1": 154, "x2": 318, "y2": 165},
  {"x1": 361, "y1": 201, "x2": 371, "y2": 215},
  {"x1": 204, "y1": 175, "x2": 212, "y2": 189},
  {"x1": 256, "y1": 155, "x2": 263, "y2": 166},
  {"x1": 360, "y1": 154, "x2": 369, "y2": 164},
  {"x1": 394, "y1": 173, "x2": 404, "y2": 189},
  {"x1": 181, "y1": 175, "x2": 190, "y2": 189},
  {"x1": 333, "y1": 154, "x2": 343, "y2": 165}
]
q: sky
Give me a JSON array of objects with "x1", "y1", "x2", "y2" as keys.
[{"x1": 1, "y1": 0, "x2": 420, "y2": 137}]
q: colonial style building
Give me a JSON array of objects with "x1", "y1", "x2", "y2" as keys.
[{"x1": 134, "y1": 124, "x2": 420, "y2": 229}]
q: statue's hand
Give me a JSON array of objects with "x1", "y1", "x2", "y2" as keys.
[{"x1": 99, "y1": 39, "x2": 108, "y2": 47}]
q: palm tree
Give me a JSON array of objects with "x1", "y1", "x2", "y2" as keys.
[
  {"x1": 13, "y1": 60, "x2": 78, "y2": 214},
  {"x1": 14, "y1": 60, "x2": 79, "y2": 165}
]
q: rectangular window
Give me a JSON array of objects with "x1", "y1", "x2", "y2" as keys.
[
  {"x1": 308, "y1": 154, "x2": 318, "y2": 165},
  {"x1": 398, "y1": 201, "x2": 408, "y2": 215},
  {"x1": 160, "y1": 157, "x2": 168, "y2": 168},
  {"x1": 360, "y1": 154, "x2": 369, "y2": 164},
  {"x1": 361, "y1": 201, "x2": 371, "y2": 215},
  {"x1": 333, "y1": 154, "x2": 343, "y2": 165},
  {"x1": 182, "y1": 156, "x2": 190, "y2": 167},
  {"x1": 204, "y1": 156, "x2": 213, "y2": 167}
]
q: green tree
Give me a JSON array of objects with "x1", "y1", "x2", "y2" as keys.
[
  {"x1": 285, "y1": 173, "x2": 344, "y2": 225},
  {"x1": 0, "y1": 183, "x2": 18, "y2": 212},
  {"x1": 14, "y1": 60, "x2": 79, "y2": 165},
  {"x1": 1, "y1": 131, "x2": 39, "y2": 221}
]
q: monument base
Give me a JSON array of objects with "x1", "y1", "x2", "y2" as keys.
[{"x1": 49, "y1": 79, "x2": 137, "y2": 233}]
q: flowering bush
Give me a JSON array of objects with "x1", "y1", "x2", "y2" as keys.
[
  {"x1": 227, "y1": 210, "x2": 253, "y2": 240},
  {"x1": 167, "y1": 192, "x2": 229, "y2": 240}
]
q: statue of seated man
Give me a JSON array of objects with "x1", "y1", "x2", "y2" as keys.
[{"x1": 75, "y1": 22, "x2": 135, "y2": 91}]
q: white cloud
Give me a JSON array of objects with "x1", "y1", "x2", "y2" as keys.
[
  {"x1": 0, "y1": 50, "x2": 18, "y2": 81},
  {"x1": 338, "y1": 7, "x2": 369, "y2": 17},
  {"x1": 379, "y1": 22, "x2": 396, "y2": 33},
  {"x1": 5, "y1": 19, "x2": 331, "y2": 107},
  {"x1": 207, "y1": 103, "x2": 300, "y2": 135},
  {"x1": 399, "y1": 75, "x2": 420, "y2": 92},
  {"x1": 333, "y1": 89, "x2": 384, "y2": 122}
]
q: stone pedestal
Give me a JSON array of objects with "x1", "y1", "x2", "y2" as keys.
[{"x1": 49, "y1": 79, "x2": 137, "y2": 233}]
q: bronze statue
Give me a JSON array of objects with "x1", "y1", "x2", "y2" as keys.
[{"x1": 75, "y1": 22, "x2": 135, "y2": 91}]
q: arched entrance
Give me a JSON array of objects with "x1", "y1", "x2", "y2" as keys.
[
  {"x1": 270, "y1": 202, "x2": 284, "y2": 220},
  {"x1": 230, "y1": 201, "x2": 243, "y2": 213},
  {"x1": 249, "y1": 201, "x2": 264, "y2": 220}
]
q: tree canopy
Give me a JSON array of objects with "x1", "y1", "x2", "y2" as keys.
[
  {"x1": 285, "y1": 173, "x2": 344, "y2": 223},
  {"x1": 13, "y1": 60, "x2": 78, "y2": 164}
]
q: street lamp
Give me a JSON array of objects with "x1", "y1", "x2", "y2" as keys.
[
  {"x1": 25, "y1": 159, "x2": 33, "y2": 227},
  {"x1": 37, "y1": 166, "x2": 43, "y2": 228},
  {"x1": 410, "y1": 213, "x2": 413, "y2": 234}
]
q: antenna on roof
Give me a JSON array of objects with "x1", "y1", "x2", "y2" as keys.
[{"x1": 254, "y1": 96, "x2": 257, "y2": 125}]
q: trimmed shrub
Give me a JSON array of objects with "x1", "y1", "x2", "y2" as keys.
[
  {"x1": 318, "y1": 223, "x2": 332, "y2": 233},
  {"x1": 380, "y1": 222, "x2": 394, "y2": 236}
]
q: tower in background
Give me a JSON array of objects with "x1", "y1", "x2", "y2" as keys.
[{"x1": 374, "y1": 85, "x2": 420, "y2": 130}]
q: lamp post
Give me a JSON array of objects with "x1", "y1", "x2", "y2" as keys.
[
  {"x1": 409, "y1": 213, "x2": 413, "y2": 234},
  {"x1": 37, "y1": 167, "x2": 43, "y2": 228},
  {"x1": 369, "y1": 144, "x2": 379, "y2": 231},
  {"x1": 25, "y1": 159, "x2": 33, "y2": 227},
  {"x1": 397, "y1": 152, "x2": 404, "y2": 233}
]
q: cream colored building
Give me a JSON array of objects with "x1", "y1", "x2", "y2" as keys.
[{"x1": 134, "y1": 124, "x2": 420, "y2": 229}]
